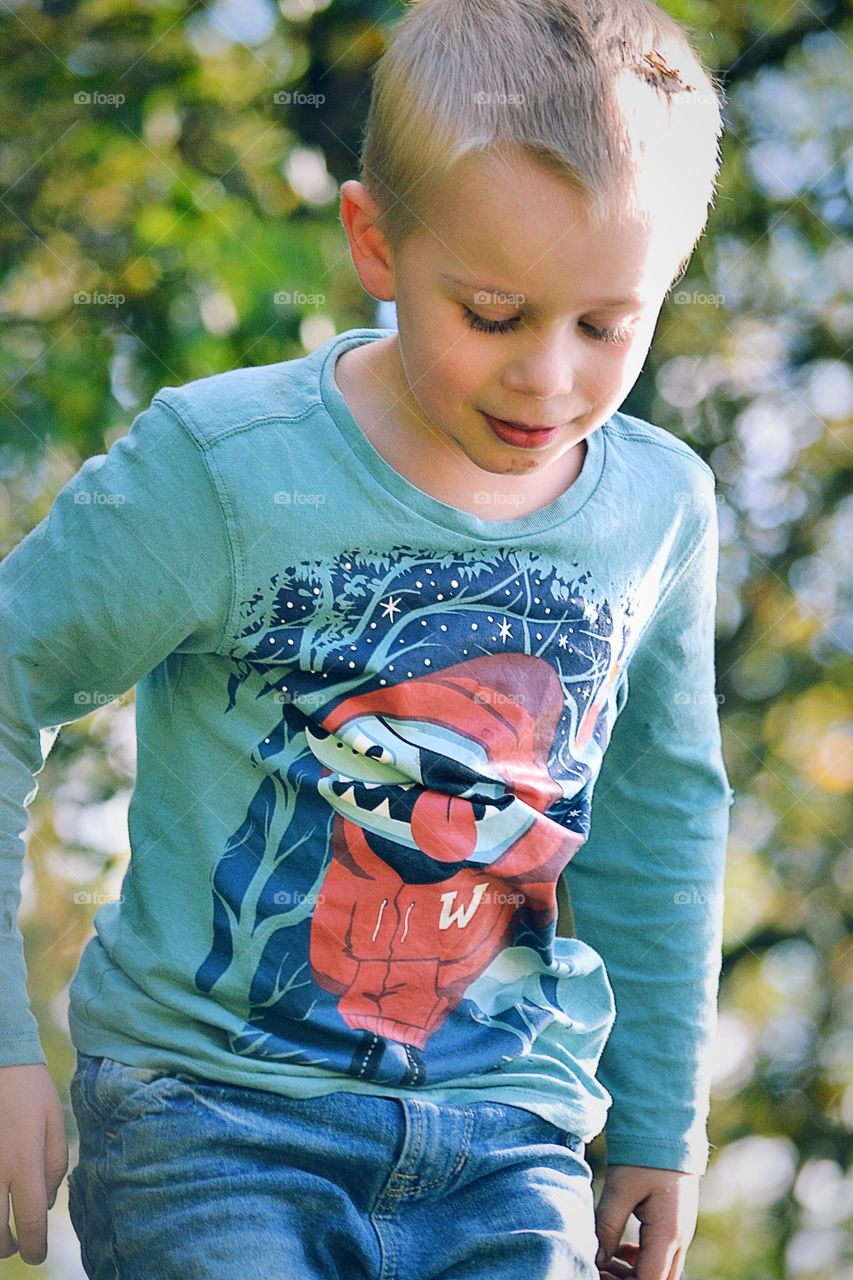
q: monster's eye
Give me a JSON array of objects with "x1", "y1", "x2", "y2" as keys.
[
  {"x1": 349, "y1": 732, "x2": 397, "y2": 768},
  {"x1": 305, "y1": 723, "x2": 412, "y2": 784}
]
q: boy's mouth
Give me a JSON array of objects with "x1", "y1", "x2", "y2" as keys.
[{"x1": 481, "y1": 412, "x2": 566, "y2": 450}]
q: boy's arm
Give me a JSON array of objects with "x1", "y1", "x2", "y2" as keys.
[
  {"x1": 564, "y1": 482, "x2": 734, "y2": 1177},
  {"x1": 0, "y1": 395, "x2": 232, "y2": 1067}
]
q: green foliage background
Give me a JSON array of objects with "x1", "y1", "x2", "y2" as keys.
[{"x1": 0, "y1": 1, "x2": 851, "y2": 1277}]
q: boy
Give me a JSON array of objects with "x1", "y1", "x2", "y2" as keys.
[{"x1": 0, "y1": 0, "x2": 735, "y2": 1276}]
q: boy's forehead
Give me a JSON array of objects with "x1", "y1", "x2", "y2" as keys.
[
  {"x1": 416, "y1": 160, "x2": 678, "y2": 305},
  {"x1": 413, "y1": 130, "x2": 703, "y2": 293}
]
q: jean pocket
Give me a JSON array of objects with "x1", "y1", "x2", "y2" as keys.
[
  {"x1": 537, "y1": 1117, "x2": 587, "y2": 1158},
  {"x1": 515, "y1": 1108, "x2": 587, "y2": 1156},
  {"x1": 72, "y1": 1053, "x2": 182, "y2": 1139},
  {"x1": 542, "y1": 1123, "x2": 585, "y2": 1155}
]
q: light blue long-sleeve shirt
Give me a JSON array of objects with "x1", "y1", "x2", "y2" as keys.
[{"x1": 0, "y1": 327, "x2": 734, "y2": 1173}]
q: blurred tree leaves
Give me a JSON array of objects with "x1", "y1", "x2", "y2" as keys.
[
  {"x1": 0, "y1": 0, "x2": 393, "y2": 460},
  {"x1": 0, "y1": 2, "x2": 851, "y2": 1278}
]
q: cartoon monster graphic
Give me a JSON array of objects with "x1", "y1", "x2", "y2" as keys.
[
  {"x1": 195, "y1": 547, "x2": 631, "y2": 1087},
  {"x1": 304, "y1": 651, "x2": 610, "y2": 1085}
]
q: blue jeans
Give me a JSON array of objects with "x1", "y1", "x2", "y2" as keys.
[{"x1": 68, "y1": 1051, "x2": 600, "y2": 1279}]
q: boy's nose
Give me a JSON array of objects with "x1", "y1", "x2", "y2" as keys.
[{"x1": 502, "y1": 340, "x2": 579, "y2": 405}]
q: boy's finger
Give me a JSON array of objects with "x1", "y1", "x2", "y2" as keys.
[
  {"x1": 665, "y1": 1246, "x2": 686, "y2": 1280},
  {"x1": 598, "y1": 1260, "x2": 635, "y2": 1279},
  {"x1": 0, "y1": 1187, "x2": 19, "y2": 1258},
  {"x1": 634, "y1": 1221, "x2": 678, "y2": 1280},
  {"x1": 9, "y1": 1179, "x2": 48, "y2": 1267},
  {"x1": 595, "y1": 1203, "x2": 633, "y2": 1269}
]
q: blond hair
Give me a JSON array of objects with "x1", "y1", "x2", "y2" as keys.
[{"x1": 359, "y1": 0, "x2": 725, "y2": 282}]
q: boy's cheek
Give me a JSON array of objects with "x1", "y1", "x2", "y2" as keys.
[{"x1": 411, "y1": 343, "x2": 479, "y2": 399}]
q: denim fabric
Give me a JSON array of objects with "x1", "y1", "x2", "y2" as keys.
[{"x1": 68, "y1": 1051, "x2": 600, "y2": 1280}]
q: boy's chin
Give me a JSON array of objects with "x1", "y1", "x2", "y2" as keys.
[
  {"x1": 439, "y1": 420, "x2": 578, "y2": 478},
  {"x1": 467, "y1": 446, "x2": 561, "y2": 477}
]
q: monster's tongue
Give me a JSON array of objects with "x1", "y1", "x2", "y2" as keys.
[{"x1": 411, "y1": 789, "x2": 477, "y2": 861}]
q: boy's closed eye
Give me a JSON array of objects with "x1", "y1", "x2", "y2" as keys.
[{"x1": 460, "y1": 304, "x2": 635, "y2": 346}]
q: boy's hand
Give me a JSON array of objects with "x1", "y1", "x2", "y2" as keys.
[
  {"x1": 594, "y1": 1164, "x2": 700, "y2": 1280},
  {"x1": 0, "y1": 1064, "x2": 68, "y2": 1266}
]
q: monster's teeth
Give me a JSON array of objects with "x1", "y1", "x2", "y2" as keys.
[
  {"x1": 340, "y1": 785, "x2": 357, "y2": 806},
  {"x1": 375, "y1": 798, "x2": 392, "y2": 819}
]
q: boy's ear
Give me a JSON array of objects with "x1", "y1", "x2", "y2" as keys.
[{"x1": 339, "y1": 179, "x2": 397, "y2": 303}]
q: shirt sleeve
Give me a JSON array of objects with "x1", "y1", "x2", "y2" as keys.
[
  {"x1": 564, "y1": 489, "x2": 734, "y2": 1175},
  {"x1": 0, "y1": 394, "x2": 233, "y2": 1067}
]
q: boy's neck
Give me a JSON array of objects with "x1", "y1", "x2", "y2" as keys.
[{"x1": 334, "y1": 335, "x2": 587, "y2": 520}]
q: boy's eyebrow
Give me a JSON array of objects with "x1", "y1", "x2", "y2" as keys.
[{"x1": 441, "y1": 272, "x2": 644, "y2": 308}]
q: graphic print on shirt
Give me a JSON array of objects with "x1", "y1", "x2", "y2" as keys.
[{"x1": 195, "y1": 548, "x2": 637, "y2": 1086}]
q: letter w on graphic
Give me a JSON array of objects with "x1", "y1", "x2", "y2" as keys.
[{"x1": 438, "y1": 882, "x2": 490, "y2": 930}]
